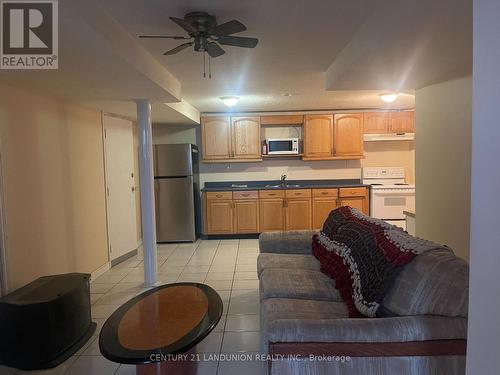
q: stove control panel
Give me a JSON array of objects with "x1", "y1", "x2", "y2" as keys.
[{"x1": 362, "y1": 167, "x2": 406, "y2": 179}]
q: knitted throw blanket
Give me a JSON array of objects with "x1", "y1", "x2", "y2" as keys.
[{"x1": 312, "y1": 206, "x2": 446, "y2": 318}]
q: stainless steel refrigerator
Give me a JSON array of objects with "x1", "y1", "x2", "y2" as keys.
[{"x1": 153, "y1": 144, "x2": 201, "y2": 242}]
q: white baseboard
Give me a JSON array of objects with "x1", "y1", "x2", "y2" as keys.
[{"x1": 91, "y1": 262, "x2": 110, "y2": 281}]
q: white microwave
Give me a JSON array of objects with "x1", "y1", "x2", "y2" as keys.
[{"x1": 267, "y1": 138, "x2": 299, "y2": 155}]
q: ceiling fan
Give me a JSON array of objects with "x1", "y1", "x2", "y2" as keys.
[{"x1": 138, "y1": 11, "x2": 259, "y2": 58}]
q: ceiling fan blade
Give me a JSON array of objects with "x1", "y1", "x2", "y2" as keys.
[
  {"x1": 206, "y1": 42, "x2": 225, "y2": 58},
  {"x1": 163, "y1": 42, "x2": 193, "y2": 55},
  {"x1": 139, "y1": 35, "x2": 190, "y2": 40},
  {"x1": 217, "y1": 35, "x2": 258, "y2": 48},
  {"x1": 212, "y1": 20, "x2": 246, "y2": 36},
  {"x1": 169, "y1": 17, "x2": 197, "y2": 34}
]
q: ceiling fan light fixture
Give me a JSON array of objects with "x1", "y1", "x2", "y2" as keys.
[
  {"x1": 379, "y1": 93, "x2": 399, "y2": 103},
  {"x1": 220, "y1": 96, "x2": 239, "y2": 107}
]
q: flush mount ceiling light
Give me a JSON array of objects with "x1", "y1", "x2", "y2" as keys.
[
  {"x1": 220, "y1": 96, "x2": 239, "y2": 107},
  {"x1": 379, "y1": 93, "x2": 399, "y2": 103}
]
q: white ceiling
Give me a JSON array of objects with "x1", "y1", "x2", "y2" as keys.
[
  {"x1": 100, "y1": 0, "x2": 470, "y2": 113},
  {"x1": 0, "y1": 0, "x2": 471, "y2": 121}
]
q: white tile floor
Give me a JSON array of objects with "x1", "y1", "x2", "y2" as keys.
[{"x1": 0, "y1": 239, "x2": 265, "y2": 375}]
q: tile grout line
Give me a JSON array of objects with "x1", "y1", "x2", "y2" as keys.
[{"x1": 215, "y1": 239, "x2": 239, "y2": 375}]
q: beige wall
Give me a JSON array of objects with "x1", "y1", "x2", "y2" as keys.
[
  {"x1": 152, "y1": 123, "x2": 197, "y2": 145},
  {"x1": 415, "y1": 76, "x2": 472, "y2": 260},
  {"x1": 199, "y1": 145, "x2": 414, "y2": 187},
  {"x1": 0, "y1": 84, "x2": 109, "y2": 291}
]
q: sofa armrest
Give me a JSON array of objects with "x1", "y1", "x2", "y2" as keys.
[
  {"x1": 259, "y1": 230, "x2": 317, "y2": 255},
  {"x1": 265, "y1": 315, "x2": 467, "y2": 345}
]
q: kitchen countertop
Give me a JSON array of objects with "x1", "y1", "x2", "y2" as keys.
[
  {"x1": 403, "y1": 210, "x2": 415, "y2": 218},
  {"x1": 201, "y1": 179, "x2": 369, "y2": 192}
]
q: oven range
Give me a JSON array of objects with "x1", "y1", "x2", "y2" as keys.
[{"x1": 362, "y1": 167, "x2": 415, "y2": 230}]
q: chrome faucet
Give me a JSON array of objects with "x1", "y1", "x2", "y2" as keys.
[{"x1": 280, "y1": 174, "x2": 287, "y2": 186}]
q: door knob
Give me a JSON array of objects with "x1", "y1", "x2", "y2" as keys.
[{"x1": 131, "y1": 186, "x2": 135, "y2": 192}]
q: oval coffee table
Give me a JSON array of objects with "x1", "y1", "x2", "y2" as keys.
[{"x1": 99, "y1": 282, "x2": 223, "y2": 374}]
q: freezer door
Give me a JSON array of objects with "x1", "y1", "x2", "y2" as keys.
[
  {"x1": 154, "y1": 144, "x2": 194, "y2": 177},
  {"x1": 155, "y1": 176, "x2": 196, "y2": 242}
]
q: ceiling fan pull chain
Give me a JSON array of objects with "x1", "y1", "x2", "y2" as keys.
[
  {"x1": 209, "y1": 54, "x2": 212, "y2": 79},
  {"x1": 203, "y1": 51, "x2": 206, "y2": 78}
]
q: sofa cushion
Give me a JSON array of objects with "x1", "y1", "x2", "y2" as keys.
[
  {"x1": 257, "y1": 253, "x2": 321, "y2": 276},
  {"x1": 381, "y1": 248, "x2": 469, "y2": 317},
  {"x1": 313, "y1": 206, "x2": 448, "y2": 318},
  {"x1": 259, "y1": 268, "x2": 341, "y2": 301},
  {"x1": 259, "y1": 230, "x2": 317, "y2": 254},
  {"x1": 261, "y1": 298, "x2": 349, "y2": 322}
]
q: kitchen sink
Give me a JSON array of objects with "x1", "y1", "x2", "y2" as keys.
[{"x1": 264, "y1": 184, "x2": 302, "y2": 188}]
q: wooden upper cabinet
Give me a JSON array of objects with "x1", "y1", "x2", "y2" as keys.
[
  {"x1": 303, "y1": 114, "x2": 334, "y2": 158},
  {"x1": 231, "y1": 117, "x2": 261, "y2": 159},
  {"x1": 333, "y1": 114, "x2": 364, "y2": 156},
  {"x1": 260, "y1": 115, "x2": 304, "y2": 125},
  {"x1": 201, "y1": 117, "x2": 231, "y2": 160},
  {"x1": 363, "y1": 112, "x2": 391, "y2": 134},
  {"x1": 390, "y1": 111, "x2": 415, "y2": 133}
]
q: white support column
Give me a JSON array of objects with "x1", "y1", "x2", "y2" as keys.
[
  {"x1": 467, "y1": 1, "x2": 500, "y2": 373},
  {"x1": 136, "y1": 99, "x2": 157, "y2": 286}
]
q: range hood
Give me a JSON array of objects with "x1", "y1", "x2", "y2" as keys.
[{"x1": 364, "y1": 133, "x2": 415, "y2": 142}]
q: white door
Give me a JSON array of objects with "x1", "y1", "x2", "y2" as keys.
[{"x1": 103, "y1": 115, "x2": 138, "y2": 261}]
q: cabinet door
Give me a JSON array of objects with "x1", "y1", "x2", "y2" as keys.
[
  {"x1": 390, "y1": 111, "x2": 415, "y2": 133},
  {"x1": 304, "y1": 114, "x2": 334, "y2": 158},
  {"x1": 363, "y1": 112, "x2": 390, "y2": 134},
  {"x1": 201, "y1": 117, "x2": 231, "y2": 160},
  {"x1": 339, "y1": 197, "x2": 368, "y2": 215},
  {"x1": 333, "y1": 114, "x2": 364, "y2": 156},
  {"x1": 231, "y1": 117, "x2": 261, "y2": 158},
  {"x1": 285, "y1": 198, "x2": 312, "y2": 230},
  {"x1": 234, "y1": 199, "x2": 259, "y2": 233},
  {"x1": 206, "y1": 199, "x2": 233, "y2": 234},
  {"x1": 259, "y1": 199, "x2": 285, "y2": 232},
  {"x1": 312, "y1": 197, "x2": 338, "y2": 230}
]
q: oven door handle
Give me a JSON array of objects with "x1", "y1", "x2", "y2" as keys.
[{"x1": 372, "y1": 190, "x2": 415, "y2": 196}]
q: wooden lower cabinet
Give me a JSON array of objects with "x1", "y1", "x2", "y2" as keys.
[
  {"x1": 338, "y1": 187, "x2": 369, "y2": 215},
  {"x1": 203, "y1": 187, "x2": 369, "y2": 234},
  {"x1": 339, "y1": 197, "x2": 368, "y2": 214},
  {"x1": 205, "y1": 199, "x2": 233, "y2": 234},
  {"x1": 234, "y1": 200, "x2": 259, "y2": 233},
  {"x1": 312, "y1": 197, "x2": 338, "y2": 229},
  {"x1": 285, "y1": 198, "x2": 312, "y2": 230},
  {"x1": 259, "y1": 198, "x2": 285, "y2": 232}
]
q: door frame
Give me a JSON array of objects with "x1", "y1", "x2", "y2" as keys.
[
  {"x1": 0, "y1": 145, "x2": 9, "y2": 296},
  {"x1": 101, "y1": 113, "x2": 139, "y2": 264}
]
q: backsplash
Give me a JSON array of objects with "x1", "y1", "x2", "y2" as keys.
[
  {"x1": 151, "y1": 123, "x2": 415, "y2": 187},
  {"x1": 199, "y1": 159, "x2": 360, "y2": 189}
]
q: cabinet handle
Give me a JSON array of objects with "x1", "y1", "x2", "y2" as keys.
[
  {"x1": 283, "y1": 199, "x2": 288, "y2": 207},
  {"x1": 216, "y1": 194, "x2": 222, "y2": 198},
  {"x1": 294, "y1": 192, "x2": 301, "y2": 195},
  {"x1": 332, "y1": 147, "x2": 336, "y2": 155},
  {"x1": 269, "y1": 193, "x2": 276, "y2": 196},
  {"x1": 321, "y1": 191, "x2": 328, "y2": 195},
  {"x1": 242, "y1": 193, "x2": 249, "y2": 197}
]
